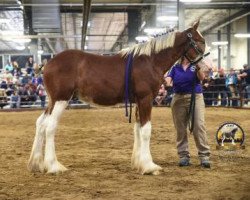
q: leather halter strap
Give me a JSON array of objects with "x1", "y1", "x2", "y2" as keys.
[{"x1": 184, "y1": 32, "x2": 205, "y2": 65}]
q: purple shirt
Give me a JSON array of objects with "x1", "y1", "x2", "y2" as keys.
[{"x1": 167, "y1": 64, "x2": 202, "y2": 94}]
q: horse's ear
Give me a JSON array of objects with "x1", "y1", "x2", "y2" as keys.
[{"x1": 192, "y1": 20, "x2": 200, "y2": 30}]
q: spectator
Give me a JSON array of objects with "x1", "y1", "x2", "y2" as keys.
[
  {"x1": 202, "y1": 71, "x2": 214, "y2": 106},
  {"x1": 226, "y1": 68, "x2": 238, "y2": 107},
  {"x1": 31, "y1": 73, "x2": 43, "y2": 86},
  {"x1": 238, "y1": 64, "x2": 250, "y2": 105},
  {"x1": 0, "y1": 80, "x2": 7, "y2": 90},
  {"x1": 154, "y1": 84, "x2": 167, "y2": 106},
  {"x1": 27, "y1": 84, "x2": 37, "y2": 104},
  {"x1": 21, "y1": 71, "x2": 32, "y2": 86},
  {"x1": 25, "y1": 57, "x2": 35, "y2": 76},
  {"x1": 4, "y1": 60, "x2": 13, "y2": 74},
  {"x1": 37, "y1": 83, "x2": 46, "y2": 108},
  {"x1": 12, "y1": 61, "x2": 22, "y2": 77},
  {"x1": 214, "y1": 68, "x2": 227, "y2": 106},
  {"x1": 18, "y1": 85, "x2": 29, "y2": 106},
  {"x1": 10, "y1": 90, "x2": 20, "y2": 108}
]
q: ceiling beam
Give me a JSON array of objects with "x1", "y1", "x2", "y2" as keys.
[{"x1": 202, "y1": 9, "x2": 250, "y2": 35}]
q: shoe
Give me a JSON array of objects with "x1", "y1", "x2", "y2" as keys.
[
  {"x1": 179, "y1": 157, "x2": 190, "y2": 167},
  {"x1": 201, "y1": 159, "x2": 211, "y2": 168}
]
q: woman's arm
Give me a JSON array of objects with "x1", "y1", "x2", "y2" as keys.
[{"x1": 196, "y1": 63, "x2": 206, "y2": 81}]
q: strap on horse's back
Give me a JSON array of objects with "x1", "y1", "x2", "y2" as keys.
[{"x1": 124, "y1": 53, "x2": 133, "y2": 123}]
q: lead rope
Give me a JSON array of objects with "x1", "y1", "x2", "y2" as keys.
[
  {"x1": 188, "y1": 78, "x2": 196, "y2": 133},
  {"x1": 124, "y1": 53, "x2": 133, "y2": 123},
  {"x1": 188, "y1": 52, "x2": 210, "y2": 133}
]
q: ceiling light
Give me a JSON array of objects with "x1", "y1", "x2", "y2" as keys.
[
  {"x1": 15, "y1": 45, "x2": 25, "y2": 50},
  {"x1": 144, "y1": 28, "x2": 166, "y2": 35},
  {"x1": 212, "y1": 41, "x2": 228, "y2": 46},
  {"x1": 135, "y1": 36, "x2": 149, "y2": 42},
  {"x1": 180, "y1": 0, "x2": 211, "y2": 2},
  {"x1": 234, "y1": 33, "x2": 250, "y2": 38},
  {"x1": 0, "y1": 30, "x2": 23, "y2": 35},
  {"x1": 4, "y1": 38, "x2": 31, "y2": 43},
  {"x1": 157, "y1": 16, "x2": 178, "y2": 21},
  {"x1": 38, "y1": 50, "x2": 44, "y2": 54}
]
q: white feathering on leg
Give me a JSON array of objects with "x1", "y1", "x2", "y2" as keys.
[
  {"x1": 138, "y1": 121, "x2": 162, "y2": 175},
  {"x1": 131, "y1": 122, "x2": 141, "y2": 170},
  {"x1": 44, "y1": 101, "x2": 68, "y2": 173},
  {"x1": 28, "y1": 113, "x2": 46, "y2": 172}
]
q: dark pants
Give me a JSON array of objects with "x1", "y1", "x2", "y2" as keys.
[{"x1": 39, "y1": 96, "x2": 46, "y2": 108}]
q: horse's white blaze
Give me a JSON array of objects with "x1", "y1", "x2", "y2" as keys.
[
  {"x1": 138, "y1": 121, "x2": 162, "y2": 175},
  {"x1": 44, "y1": 101, "x2": 68, "y2": 173},
  {"x1": 131, "y1": 122, "x2": 141, "y2": 169},
  {"x1": 28, "y1": 112, "x2": 47, "y2": 172}
]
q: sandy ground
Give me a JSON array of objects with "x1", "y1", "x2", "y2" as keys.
[{"x1": 0, "y1": 107, "x2": 249, "y2": 200}]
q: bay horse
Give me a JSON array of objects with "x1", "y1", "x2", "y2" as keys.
[{"x1": 28, "y1": 20, "x2": 206, "y2": 175}]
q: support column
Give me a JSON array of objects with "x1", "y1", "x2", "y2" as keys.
[
  {"x1": 128, "y1": 11, "x2": 141, "y2": 43},
  {"x1": 227, "y1": 24, "x2": 231, "y2": 69},
  {"x1": 217, "y1": 30, "x2": 221, "y2": 69},
  {"x1": 178, "y1": 0, "x2": 185, "y2": 31},
  {"x1": 81, "y1": 0, "x2": 92, "y2": 50}
]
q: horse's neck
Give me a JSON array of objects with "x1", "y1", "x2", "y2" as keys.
[
  {"x1": 152, "y1": 32, "x2": 187, "y2": 74},
  {"x1": 152, "y1": 48, "x2": 185, "y2": 74}
]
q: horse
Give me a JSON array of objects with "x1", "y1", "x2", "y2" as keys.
[
  {"x1": 221, "y1": 127, "x2": 238, "y2": 146},
  {"x1": 28, "y1": 20, "x2": 206, "y2": 175}
]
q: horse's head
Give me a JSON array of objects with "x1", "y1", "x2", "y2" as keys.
[{"x1": 183, "y1": 20, "x2": 206, "y2": 64}]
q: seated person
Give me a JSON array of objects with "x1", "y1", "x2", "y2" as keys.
[{"x1": 154, "y1": 84, "x2": 167, "y2": 105}]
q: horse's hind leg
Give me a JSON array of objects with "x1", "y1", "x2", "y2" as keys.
[
  {"x1": 28, "y1": 113, "x2": 47, "y2": 172},
  {"x1": 44, "y1": 101, "x2": 68, "y2": 173}
]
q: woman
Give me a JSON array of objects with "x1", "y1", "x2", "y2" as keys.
[{"x1": 166, "y1": 56, "x2": 211, "y2": 168}]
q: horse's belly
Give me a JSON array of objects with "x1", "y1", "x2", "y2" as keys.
[{"x1": 80, "y1": 94, "x2": 122, "y2": 106}]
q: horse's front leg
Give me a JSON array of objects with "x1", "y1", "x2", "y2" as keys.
[{"x1": 135, "y1": 97, "x2": 162, "y2": 175}]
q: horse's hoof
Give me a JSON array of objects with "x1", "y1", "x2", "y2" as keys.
[
  {"x1": 27, "y1": 157, "x2": 44, "y2": 173},
  {"x1": 45, "y1": 161, "x2": 68, "y2": 174},
  {"x1": 141, "y1": 163, "x2": 162, "y2": 175}
]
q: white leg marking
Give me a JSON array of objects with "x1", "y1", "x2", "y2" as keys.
[
  {"x1": 44, "y1": 101, "x2": 68, "y2": 173},
  {"x1": 28, "y1": 113, "x2": 46, "y2": 172},
  {"x1": 131, "y1": 122, "x2": 141, "y2": 170},
  {"x1": 138, "y1": 121, "x2": 162, "y2": 175}
]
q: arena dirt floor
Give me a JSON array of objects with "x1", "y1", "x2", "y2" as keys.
[{"x1": 0, "y1": 106, "x2": 249, "y2": 200}]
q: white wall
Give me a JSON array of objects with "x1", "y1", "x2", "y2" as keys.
[{"x1": 231, "y1": 17, "x2": 248, "y2": 69}]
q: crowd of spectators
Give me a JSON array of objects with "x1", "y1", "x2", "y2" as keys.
[
  {"x1": 154, "y1": 64, "x2": 250, "y2": 107},
  {"x1": 0, "y1": 57, "x2": 47, "y2": 109}
]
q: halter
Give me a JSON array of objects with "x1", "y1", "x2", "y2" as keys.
[{"x1": 184, "y1": 32, "x2": 205, "y2": 65}]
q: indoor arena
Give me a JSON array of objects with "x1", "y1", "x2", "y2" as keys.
[{"x1": 0, "y1": 0, "x2": 250, "y2": 200}]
